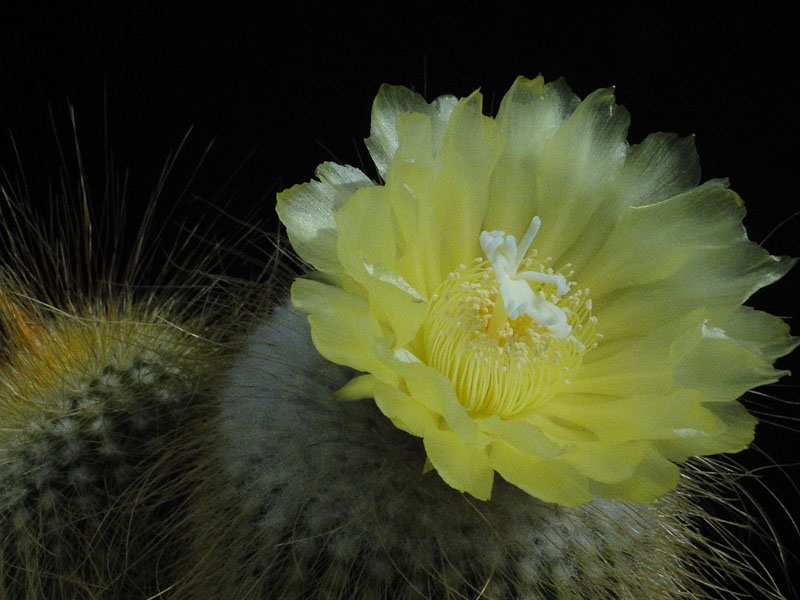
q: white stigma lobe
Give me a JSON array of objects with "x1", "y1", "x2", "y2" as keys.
[{"x1": 479, "y1": 216, "x2": 571, "y2": 339}]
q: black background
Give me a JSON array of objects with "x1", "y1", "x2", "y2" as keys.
[
  {"x1": 1, "y1": 2, "x2": 798, "y2": 597},
  {"x1": 2, "y1": 4, "x2": 797, "y2": 303}
]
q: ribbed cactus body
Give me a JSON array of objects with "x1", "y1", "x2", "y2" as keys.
[{"x1": 178, "y1": 302, "x2": 762, "y2": 600}]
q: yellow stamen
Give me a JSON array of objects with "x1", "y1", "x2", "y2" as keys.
[{"x1": 419, "y1": 243, "x2": 597, "y2": 419}]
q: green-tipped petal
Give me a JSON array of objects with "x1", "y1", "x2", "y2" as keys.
[
  {"x1": 365, "y1": 84, "x2": 457, "y2": 178},
  {"x1": 531, "y1": 87, "x2": 631, "y2": 259},
  {"x1": 483, "y1": 76, "x2": 579, "y2": 235},
  {"x1": 617, "y1": 132, "x2": 701, "y2": 207},
  {"x1": 583, "y1": 180, "x2": 747, "y2": 301},
  {"x1": 277, "y1": 162, "x2": 372, "y2": 273},
  {"x1": 673, "y1": 308, "x2": 796, "y2": 401}
]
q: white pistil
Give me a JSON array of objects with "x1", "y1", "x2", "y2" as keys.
[{"x1": 479, "y1": 216, "x2": 571, "y2": 339}]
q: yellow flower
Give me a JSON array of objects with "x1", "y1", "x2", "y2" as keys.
[{"x1": 276, "y1": 76, "x2": 797, "y2": 507}]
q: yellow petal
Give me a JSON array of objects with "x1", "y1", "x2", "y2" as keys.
[
  {"x1": 386, "y1": 113, "x2": 447, "y2": 295},
  {"x1": 573, "y1": 316, "x2": 685, "y2": 396},
  {"x1": 710, "y1": 305, "x2": 799, "y2": 362},
  {"x1": 373, "y1": 380, "x2": 438, "y2": 436},
  {"x1": 335, "y1": 374, "x2": 375, "y2": 400},
  {"x1": 334, "y1": 186, "x2": 428, "y2": 347},
  {"x1": 489, "y1": 438, "x2": 593, "y2": 507},
  {"x1": 581, "y1": 303, "x2": 793, "y2": 404},
  {"x1": 479, "y1": 414, "x2": 563, "y2": 459},
  {"x1": 291, "y1": 278, "x2": 395, "y2": 382},
  {"x1": 542, "y1": 390, "x2": 725, "y2": 444},
  {"x1": 396, "y1": 360, "x2": 477, "y2": 441},
  {"x1": 559, "y1": 133, "x2": 699, "y2": 282},
  {"x1": 593, "y1": 447, "x2": 680, "y2": 503},
  {"x1": 335, "y1": 186, "x2": 400, "y2": 273},
  {"x1": 655, "y1": 400, "x2": 756, "y2": 461},
  {"x1": 561, "y1": 440, "x2": 649, "y2": 484},
  {"x1": 432, "y1": 90, "x2": 505, "y2": 268},
  {"x1": 423, "y1": 427, "x2": 494, "y2": 500},
  {"x1": 594, "y1": 242, "x2": 795, "y2": 342}
]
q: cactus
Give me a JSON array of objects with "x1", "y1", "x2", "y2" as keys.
[
  {"x1": 0, "y1": 303, "x2": 216, "y2": 598},
  {"x1": 176, "y1": 302, "x2": 792, "y2": 599},
  {"x1": 0, "y1": 126, "x2": 260, "y2": 598}
]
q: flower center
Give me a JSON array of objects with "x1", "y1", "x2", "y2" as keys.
[{"x1": 421, "y1": 217, "x2": 598, "y2": 419}]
